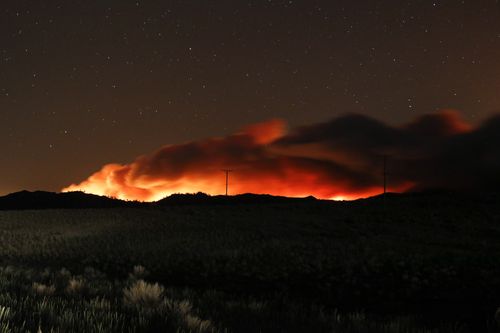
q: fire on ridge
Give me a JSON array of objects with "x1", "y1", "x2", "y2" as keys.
[{"x1": 63, "y1": 110, "x2": 500, "y2": 202}]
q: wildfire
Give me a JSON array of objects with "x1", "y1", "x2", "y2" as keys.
[
  {"x1": 63, "y1": 110, "x2": 485, "y2": 202},
  {"x1": 62, "y1": 162, "x2": 389, "y2": 202}
]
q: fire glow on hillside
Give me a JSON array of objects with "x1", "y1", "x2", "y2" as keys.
[{"x1": 63, "y1": 110, "x2": 499, "y2": 202}]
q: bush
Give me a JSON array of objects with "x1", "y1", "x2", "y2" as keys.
[
  {"x1": 123, "y1": 280, "x2": 164, "y2": 309},
  {"x1": 66, "y1": 278, "x2": 87, "y2": 295},
  {"x1": 184, "y1": 313, "x2": 213, "y2": 332},
  {"x1": 32, "y1": 282, "x2": 56, "y2": 296},
  {"x1": 128, "y1": 265, "x2": 149, "y2": 281}
]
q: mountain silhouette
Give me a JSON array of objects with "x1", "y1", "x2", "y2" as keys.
[
  {"x1": 155, "y1": 192, "x2": 317, "y2": 206},
  {"x1": 1, "y1": 189, "x2": 496, "y2": 211},
  {"x1": 0, "y1": 191, "x2": 133, "y2": 210},
  {"x1": 0, "y1": 190, "x2": 318, "y2": 210}
]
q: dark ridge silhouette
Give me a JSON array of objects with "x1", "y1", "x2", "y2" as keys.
[
  {"x1": 156, "y1": 192, "x2": 318, "y2": 206},
  {"x1": 358, "y1": 189, "x2": 500, "y2": 208},
  {"x1": 0, "y1": 191, "x2": 139, "y2": 210},
  {"x1": 0, "y1": 190, "x2": 319, "y2": 210},
  {"x1": 1, "y1": 189, "x2": 498, "y2": 211}
]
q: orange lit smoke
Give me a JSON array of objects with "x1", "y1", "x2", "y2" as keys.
[{"x1": 63, "y1": 110, "x2": 485, "y2": 201}]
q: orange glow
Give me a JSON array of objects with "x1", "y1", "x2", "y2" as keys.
[
  {"x1": 240, "y1": 118, "x2": 286, "y2": 144},
  {"x1": 62, "y1": 163, "x2": 392, "y2": 201},
  {"x1": 62, "y1": 119, "x2": 381, "y2": 201},
  {"x1": 63, "y1": 111, "x2": 471, "y2": 202}
]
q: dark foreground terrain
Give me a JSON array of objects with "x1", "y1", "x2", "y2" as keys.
[{"x1": 0, "y1": 191, "x2": 499, "y2": 332}]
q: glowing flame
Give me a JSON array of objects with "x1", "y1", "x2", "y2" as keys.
[
  {"x1": 63, "y1": 110, "x2": 488, "y2": 202},
  {"x1": 62, "y1": 161, "x2": 391, "y2": 202}
]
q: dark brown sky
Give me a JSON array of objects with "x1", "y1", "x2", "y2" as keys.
[{"x1": 1, "y1": 0, "x2": 500, "y2": 195}]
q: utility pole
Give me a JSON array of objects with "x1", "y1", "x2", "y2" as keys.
[
  {"x1": 382, "y1": 155, "x2": 389, "y2": 210},
  {"x1": 383, "y1": 155, "x2": 387, "y2": 196},
  {"x1": 222, "y1": 169, "x2": 233, "y2": 196}
]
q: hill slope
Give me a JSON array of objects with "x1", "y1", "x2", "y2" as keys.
[{"x1": 0, "y1": 190, "x2": 132, "y2": 210}]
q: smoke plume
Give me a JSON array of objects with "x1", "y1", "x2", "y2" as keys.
[{"x1": 63, "y1": 110, "x2": 500, "y2": 201}]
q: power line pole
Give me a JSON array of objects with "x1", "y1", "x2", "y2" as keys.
[
  {"x1": 222, "y1": 169, "x2": 233, "y2": 196},
  {"x1": 382, "y1": 155, "x2": 389, "y2": 210},
  {"x1": 383, "y1": 155, "x2": 387, "y2": 196},
  {"x1": 382, "y1": 155, "x2": 391, "y2": 211}
]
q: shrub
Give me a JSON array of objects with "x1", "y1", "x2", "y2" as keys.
[
  {"x1": 66, "y1": 278, "x2": 87, "y2": 295},
  {"x1": 32, "y1": 282, "x2": 56, "y2": 296},
  {"x1": 123, "y1": 280, "x2": 164, "y2": 309},
  {"x1": 129, "y1": 265, "x2": 149, "y2": 281},
  {"x1": 184, "y1": 314, "x2": 213, "y2": 332}
]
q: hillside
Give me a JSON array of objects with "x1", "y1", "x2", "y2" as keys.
[
  {"x1": 0, "y1": 190, "x2": 319, "y2": 210},
  {"x1": 0, "y1": 190, "x2": 131, "y2": 210},
  {"x1": 0, "y1": 190, "x2": 499, "y2": 331}
]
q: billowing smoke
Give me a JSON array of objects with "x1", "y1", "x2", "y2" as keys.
[{"x1": 63, "y1": 110, "x2": 500, "y2": 201}]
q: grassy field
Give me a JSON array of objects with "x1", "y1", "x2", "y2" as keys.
[{"x1": 0, "y1": 192, "x2": 499, "y2": 332}]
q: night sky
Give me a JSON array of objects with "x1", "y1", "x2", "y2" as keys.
[{"x1": 1, "y1": 1, "x2": 500, "y2": 196}]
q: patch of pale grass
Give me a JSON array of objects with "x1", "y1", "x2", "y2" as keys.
[
  {"x1": 123, "y1": 280, "x2": 164, "y2": 308},
  {"x1": 184, "y1": 314, "x2": 213, "y2": 332},
  {"x1": 65, "y1": 278, "x2": 86, "y2": 295},
  {"x1": 0, "y1": 305, "x2": 11, "y2": 321},
  {"x1": 89, "y1": 297, "x2": 112, "y2": 310},
  {"x1": 32, "y1": 282, "x2": 56, "y2": 296},
  {"x1": 128, "y1": 265, "x2": 149, "y2": 281},
  {"x1": 176, "y1": 300, "x2": 193, "y2": 316},
  {"x1": 171, "y1": 300, "x2": 213, "y2": 332}
]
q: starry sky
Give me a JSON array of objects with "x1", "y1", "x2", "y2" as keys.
[{"x1": 1, "y1": 0, "x2": 500, "y2": 195}]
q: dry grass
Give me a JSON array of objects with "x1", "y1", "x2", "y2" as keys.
[
  {"x1": 32, "y1": 283, "x2": 56, "y2": 296},
  {"x1": 66, "y1": 278, "x2": 86, "y2": 295},
  {"x1": 123, "y1": 279, "x2": 164, "y2": 308}
]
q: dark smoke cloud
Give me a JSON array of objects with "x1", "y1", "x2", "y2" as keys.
[
  {"x1": 63, "y1": 110, "x2": 500, "y2": 201},
  {"x1": 277, "y1": 109, "x2": 497, "y2": 192}
]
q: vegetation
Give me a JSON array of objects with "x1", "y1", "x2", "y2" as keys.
[{"x1": 0, "y1": 192, "x2": 498, "y2": 332}]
